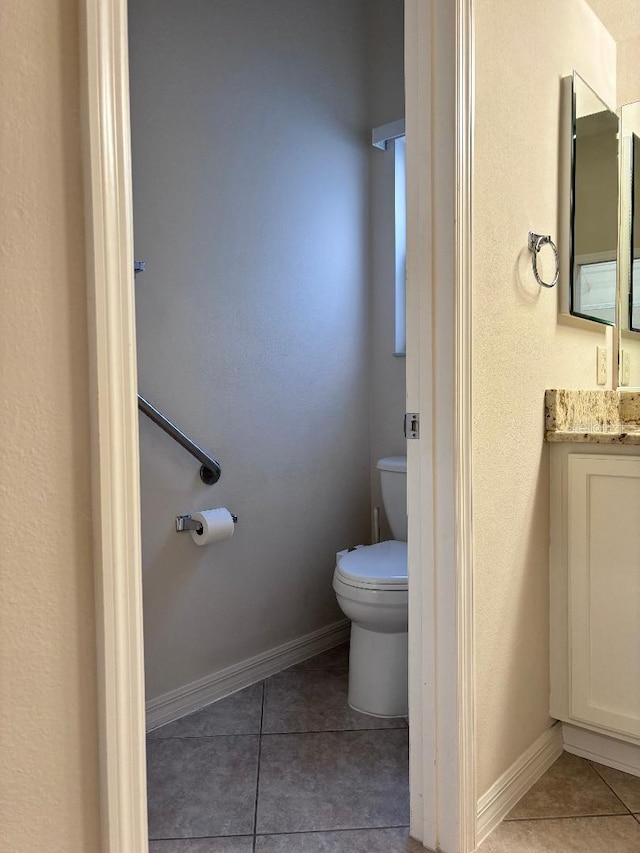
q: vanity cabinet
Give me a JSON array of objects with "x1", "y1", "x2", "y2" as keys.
[{"x1": 550, "y1": 443, "x2": 640, "y2": 745}]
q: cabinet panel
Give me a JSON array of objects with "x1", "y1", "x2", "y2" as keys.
[{"x1": 568, "y1": 455, "x2": 640, "y2": 739}]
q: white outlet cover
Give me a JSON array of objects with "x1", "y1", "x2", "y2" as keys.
[
  {"x1": 622, "y1": 350, "x2": 631, "y2": 386},
  {"x1": 596, "y1": 346, "x2": 607, "y2": 385}
]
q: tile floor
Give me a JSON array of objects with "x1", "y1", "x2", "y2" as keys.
[
  {"x1": 146, "y1": 643, "x2": 420, "y2": 852},
  {"x1": 147, "y1": 644, "x2": 640, "y2": 852},
  {"x1": 478, "y1": 750, "x2": 640, "y2": 852}
]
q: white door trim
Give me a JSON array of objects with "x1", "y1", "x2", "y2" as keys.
[
  {"x1": 80, "y1": 2, "x2": 149, "y2": 850},
  {"x1": 405, "y1": 1, "x2": 475, "y2": 850},
  {"x1": 82, "y1": 0, "x2": 475, "y2": 849},
  {"x1": 455, "y1": 0, "x2": 476, "y2": 850},
  {"x1": 404, "y1": 1, "x2": 437, "y2": 841}
]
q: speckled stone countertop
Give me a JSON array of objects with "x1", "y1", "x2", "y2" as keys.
[{"x1": 545, "y1": 389, "x2": 640, "y2": 444}]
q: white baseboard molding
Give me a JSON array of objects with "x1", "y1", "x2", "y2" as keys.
[
  {"x1": 146, "y1": 619, "x2": 350, "y2": 731},
  {"x1": 476, "y1": 722, "x2": 563, "y2": 846},
  {"x1": 563, "y1": 723, "x2": 640, "y2": 778}
]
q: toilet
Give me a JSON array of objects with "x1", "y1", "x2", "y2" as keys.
[{"x1": 333, "y1": 456, "x2": 408, "y2": 718}]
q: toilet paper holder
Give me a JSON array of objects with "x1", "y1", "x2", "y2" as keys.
[{"x1": 176, "y1": 513, "x2": 238, "y2": 533}]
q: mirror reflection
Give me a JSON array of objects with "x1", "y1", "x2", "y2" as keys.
[
  {"x1": 631, "y1": 135, "x2": 640, "y2": 331},
  {"x1": 571, "y1": 73, "x2": 619, "y2": 325}
]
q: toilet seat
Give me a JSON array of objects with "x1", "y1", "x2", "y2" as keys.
[{"x1": 335, "y1": 540, "x2": 407, "y2": 591}]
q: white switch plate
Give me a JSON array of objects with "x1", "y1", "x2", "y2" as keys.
[
  {"x1": 597, "y1": 346, "x2": 607, "y2": 385},
  {"x1": 622, "y1": 350, "x2": 631, "y2": 386}
]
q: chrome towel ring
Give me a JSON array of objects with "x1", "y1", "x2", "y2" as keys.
[{"x1": 528, "y1": 231, "x2": 559, "y2": 289}]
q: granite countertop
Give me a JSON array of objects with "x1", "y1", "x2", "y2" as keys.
[{"x1": 545, "y1": 389, "x2": 640, "y2": 444}]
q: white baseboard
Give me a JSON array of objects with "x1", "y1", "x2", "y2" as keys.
[
  {"x1": 146, "y1": 619, "x2": 350, "y2": 731},
  {"x1": 562, "y1": 723, "x2": 640, "y2": 778},
  {"x1": 476, "y1": 723, "x2": 563, "y2": 846}
]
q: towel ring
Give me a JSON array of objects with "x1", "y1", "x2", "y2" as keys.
[{"x1": 528, "y1": 231, "x2": 559, "y2": 289}]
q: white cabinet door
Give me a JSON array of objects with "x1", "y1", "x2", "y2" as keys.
[{"x1": 568, "y1": 454, "x2": 640, "y2": 740}]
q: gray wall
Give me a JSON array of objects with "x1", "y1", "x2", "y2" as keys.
[
  {"x1": 367, "y1": 0, "x2": 406, "y2": 538},
  {"x1": 130, "y1": 0, "x2": 373, "y2": 700},
  {"x1": 130, "y1": 0, "x2": 404, "y2": 701}
]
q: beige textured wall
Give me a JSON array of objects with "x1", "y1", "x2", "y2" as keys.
[
  {"x1": 473, "y1": 0, "x2": 615, "y2": 797},
  {"x1": 588, "y1": 0, "x2": 640, "y2": 42},
  {"x1": 618, "y1": 35, "x2": 640, "y2": 105},
  {"x1": 0, "y1": 2, "x2": 101, "y2": 851},
  {"x1": 617, "y1": 38, "x2": 640, "y2": 387}
]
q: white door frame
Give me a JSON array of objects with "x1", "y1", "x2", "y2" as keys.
[
  {"x1": 405, "y1": 2, "x2": 475, "y2": 851},
  {"x1": 81, "y1": 2, "x2": 149, "y2": 850},
  {"x1": 81, "y1": 1, "x2": 474, "y2": 851}
]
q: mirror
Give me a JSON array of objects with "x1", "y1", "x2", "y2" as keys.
[
  {"x1": 618, "y1": 103, "x2": 640, "y2": 386},
  {"x1": 633, "y1": 136, "x2": 640, "y2": 331},
  {"x1": 569, "y1": 73, "x2": 619, "y2": 325}
]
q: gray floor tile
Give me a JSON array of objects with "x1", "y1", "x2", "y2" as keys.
[
  {"x1": 148, "y1": 683, "x2": 264, "y2": 738},
  {"x1": 506, "y1": 752, "x2": 628, "y2": 819},
  {"x1": 478, "y1": 815, "x2": 640, "y2": 852},
  {"x1": 149, "y1": 840, "x2": 253, "y2": 852},
  {"x1": 256, "y1": 729, "x2": 409, "y2": 834},
  {"x1": 147, "y1": 736, "x2": 259, "y2": 839},
  {"x1": 262, "y1": 669, "x2": 406, "y2": 734},
  {"x1": 288, "y1": 643, "x2": 350, "y2": 671},
  {"x1": 255, "y1": 827, "x2": 421, "y2": 852},
  {"x1": 591, "y1": 761, "x2": 640, "y2": 812}
]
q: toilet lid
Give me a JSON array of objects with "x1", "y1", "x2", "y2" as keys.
[{"x1": 336, "y1": 541, "x2": 408, "y2": 590}]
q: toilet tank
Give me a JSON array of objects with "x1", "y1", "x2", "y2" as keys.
[{"x1": 377, "y1": 456, "x2": 407, "y2": 541}]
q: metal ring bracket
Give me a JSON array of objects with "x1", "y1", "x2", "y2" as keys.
[{"x1": 528, "y1": 231, "x2": 559, "y2": 289}]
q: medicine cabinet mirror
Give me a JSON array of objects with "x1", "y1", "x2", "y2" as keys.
[{"x1": 566, "y1": 72, "x2": 619, "y2": 326}]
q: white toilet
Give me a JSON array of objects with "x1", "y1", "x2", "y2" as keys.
[{"x1": 333, "y1": 456, "x2": 408, "y2": 718}]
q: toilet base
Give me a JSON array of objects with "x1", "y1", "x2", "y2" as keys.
[{"x1": 347, "y1": 624, "x2": 408, "y2": 718}]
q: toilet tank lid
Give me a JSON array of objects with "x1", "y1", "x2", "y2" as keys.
[{"x1": 376, "y1": 456, "x2": 407, "y2": 473}]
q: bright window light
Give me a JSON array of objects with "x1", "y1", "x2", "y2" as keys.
[
  {"x1": 575, "y1": 259, "x2": 616, "y2": 324},
  {"x1": 394, "y1": 136, "x2": 406, "y2": 356}
]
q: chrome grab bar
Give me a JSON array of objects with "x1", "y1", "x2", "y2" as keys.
[{"x1": 137, "y1": 394, "x2": 221, "y2": 485}]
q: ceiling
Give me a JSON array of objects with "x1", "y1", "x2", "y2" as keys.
[{"x1": 587, "y1": 0, "x2": 640, "y2": 41}]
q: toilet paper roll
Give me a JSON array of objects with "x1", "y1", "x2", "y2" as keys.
[{"x1": 190, "y1": 508, "x2": 235, "y2": 546}]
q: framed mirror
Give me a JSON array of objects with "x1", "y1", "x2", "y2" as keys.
[{"x1": 568, "y1": 72, "x2": 619, "y2": 326}]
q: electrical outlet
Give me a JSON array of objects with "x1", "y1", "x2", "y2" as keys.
[
  {"x1": 597, "y1": 346, "x2": 607, "y2": 385},
  {"x1": 622, "y1": 350, "x2": 631, "y2": 386}
]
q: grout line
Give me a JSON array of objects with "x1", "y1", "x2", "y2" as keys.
[
  {"x1": 148, "y1": 733, "x2": 261, "y2": 742},
  {"x1": 260, "y1": 727, "x2": 408, "y2": 738},
  {"x1": 588, "y1": 761, "x2": 635, "y2": 817},
  {"x1": 261, "y1": 724, "x2": 407, "y2": 735},
  {"x1": 151, "y1": 825, "x2": 412, "y2": 843},
  {"x1": 253, "y1": 823, "x2": 411, "y2": 838},
  {"x1": 505, "y1": 812, "x2": 635, "y2": 823},
  {"x1": 149, "y1": 723, "x2": 406, "y2": 741},
  {"x1": 252, "y1": 680, "x2": 266, "y2": 851},
  {"x1": 151, "y1": 835, "x2": 254, "y2": 842}
]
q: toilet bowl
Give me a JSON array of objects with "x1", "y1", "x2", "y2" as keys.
[{"x1": 333, "y1": 456, "x2": 408, "y2": 718}]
